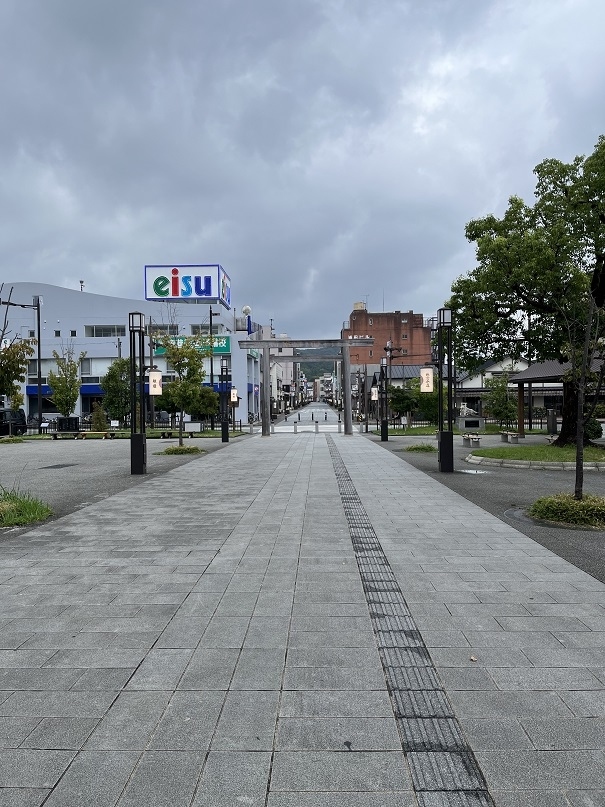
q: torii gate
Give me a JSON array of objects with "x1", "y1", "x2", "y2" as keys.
[{"x1": 238, "y1": 338, "x2": 374, "y2": 436}]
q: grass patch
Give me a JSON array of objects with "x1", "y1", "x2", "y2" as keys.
[
  {"x1": 0, "y1": 436, "x2": 26, "y2": 444},
  {"x1": 404, "y1": 443, "x2": 437, "y2": 453},
  {"x1": 158, "y1": 445, "x2": 205, "y2": 455},
  {"x1": 529, "y1": 493, "x2": 605, "y2": 527},
  {"x1": 472, "y1": 445, "x2": 605, "y2": 462},
  {"x1": 0, "y1": 487, "x2": 53, "y2": 527}
]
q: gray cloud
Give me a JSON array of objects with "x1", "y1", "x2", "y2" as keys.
[{"x1": 1, "y1": 0, "x2": 604, "y2": 337}]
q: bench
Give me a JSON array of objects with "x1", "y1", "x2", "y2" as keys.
[
  {"x1": 160, "y1": 431, "x2": 173, "y2": 439},
  {"x1": 500, "y1": 431, "x2": 520, "y2": 444},
  {"x1": 52, "y1": 431, "x2": 115, "y2": 440},
  {"x1": 462, "y1": 433, "x2": 481, "y2": 447},
  {"x1": 545, "y1": 434, "x2": 557, "y2": 444}
]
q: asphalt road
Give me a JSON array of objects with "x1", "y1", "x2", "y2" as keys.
[
  {"x1": 0, "y1": 434, "x2": 235, "y2": 533},
  {"x1": 364, "y1": 431, "x2": 605, "y2": 585}
]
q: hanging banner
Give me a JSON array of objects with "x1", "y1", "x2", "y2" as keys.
[{"x1": 420, "y1": 367, "x2": 434, "y2": 392}]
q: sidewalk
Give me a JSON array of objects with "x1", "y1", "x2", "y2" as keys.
[{"x1": 0, "y1": 431, "x2": 604, "y2": 805}]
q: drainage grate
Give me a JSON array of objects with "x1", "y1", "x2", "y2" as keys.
[
  {"x1": 326, "y1": 436, "x2": 495, "y2": 805},
  {"x1": 40, "y1": 464, "x2": 78, "y2": 469}
]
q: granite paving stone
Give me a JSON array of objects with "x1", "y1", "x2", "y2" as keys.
[
  {"x1": 0, "y1": 748, "x2": 75, "y2": 787},
  {"x1": 115, "y1": 750, "x2": 205, "y2": 806},
  {"x1": 41, "y1": 750, "x2": 139, "y2": 807},
  {"x1": 2, "y1": 428, "x2": 605, "y2": 805}
]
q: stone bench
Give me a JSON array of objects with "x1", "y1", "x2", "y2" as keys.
[
  {"x1": 462, "y1": 433, "x2": 481, "y2": 447},
  {"x1": 500, "y1": 432, "x2": 520, "y2": 444}
]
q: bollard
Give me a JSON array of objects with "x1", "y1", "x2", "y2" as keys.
[
  {"x1": 271, "y1": 423, "x2": 275, "y2": 434},
  {"x1": 249, "y1": 424, "x2": 254, "y2": 435},
  {"x1": 338, "y1": 422, "x2": 342, "y2": 433},
  {"x1": 315, "y1": 421, "x2": 319, "y2": 434},
  {"x1": 324, "y1": 412, "x2": 327, "y2": 421},
  {"x1": 298, "y1": 413, "x2": 300, "y2": 421},
  {"x1": 294, "y1": 423, "x2": 297, "y2": 434},
  {"x1": 359, "y1": 423, "x2": 363, "y2": 433}
]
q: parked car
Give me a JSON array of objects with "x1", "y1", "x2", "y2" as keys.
[{"x1": 0, "y1": 408, "x2": 27, "y2": 436}]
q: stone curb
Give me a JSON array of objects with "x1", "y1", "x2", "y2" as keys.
[{"x1": 465, "y1": 454, "x2": 605, "y2": 471}]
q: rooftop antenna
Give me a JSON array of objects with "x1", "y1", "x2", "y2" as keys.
[
  {"x1": 79, "y1": 280, "x2": 85, "y2": 292},
  {"x1": 363, "y1": 294, "x2": 369, "y2": 310}
]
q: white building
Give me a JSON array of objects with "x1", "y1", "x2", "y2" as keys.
[{"x1": 1, "y1": 282, "x2": 261, "y2": 423}]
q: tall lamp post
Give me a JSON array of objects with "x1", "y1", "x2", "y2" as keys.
[
  {"x1": 379, "y1": 357, "x2": 388, "y2": 441},
  {"x1": 0, "y1": 295, "x2": 43, "y2": 434},
  {"x1": 437, "y1": 307, "x2": 454, "y2": 472},
  {"x1": 129, "y1": 312, "x2": 147, "y2": 475},
  {"x1": 220, "y1": 356, "x2": 229, "y2": 443}
]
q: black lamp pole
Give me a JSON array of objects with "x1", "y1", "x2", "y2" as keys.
[
  {"x1": 380, "y1": 358, "x2": 388, "y2": 441},
  {"x1": 220, "y1": 356, "x2": 229, "y2": 442},
  {"x1": 209, "y1": 306, "x2": 215, "y2": 430},
  {"x1": 437, "y1": 307, "x2": 454, "y2": 472},
  {"x1": 129, "y1": 312, "x2": 147, "y2": 475}
]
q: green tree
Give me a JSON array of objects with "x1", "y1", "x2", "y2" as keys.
[
  {"x1": 481, "y1": 373, "x2": 517, "y2": 427},
  {"x1": 91, "y1": 401, "x2": 108, "y2": 431},
  {"x1": 189, "y1": 385, "x2": 219, "y2": 421},
  {"x1": 0, "y1": 286, "x2": 36, "y2": 407},
  {"x1": 417, "y1": 385, "x2": 443, "y2": 425},
  {"x1": 100, "y1": 358, "x2": 131, "y2": 426},
  {"x1": 153, "y1": 334, "x2": 210, "y2": 445},
  {"x1": 389, "y1": 381, "x2": 419, "y2": 420},
  {"x1": 48, "y1": 348, "x2": 86, "y2": 417},
  {"x1": 449, "y1": 135, "x2": 605, "y2": 498}
]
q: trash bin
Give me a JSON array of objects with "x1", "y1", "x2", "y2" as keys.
[{"x1": 57, "y1": 416, "x2": 80, "y2": 432}]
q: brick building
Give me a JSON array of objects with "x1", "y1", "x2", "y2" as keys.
[{"x1": 341, "y1": 302, "x2": 432, "y2": 367}]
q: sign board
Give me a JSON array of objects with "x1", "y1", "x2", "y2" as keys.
[
  {"x1": 154, "y1": 335, "x2": 230, "y2": 356},
  {"x1": 420, "y1": 367, "x2": 434, "y2": 392},
  {"x1": 148, "y1": 371, "x2": 163, "y2": 396},
  {"x1": 371, "y1": 387, "x2": 378, "y2": 401},
  {"x1": 144, "y1": 265, "x2": 231, "y2": 309},
  {"x1": 230, "y1": 388, "x2": 238, "y2": 403}
]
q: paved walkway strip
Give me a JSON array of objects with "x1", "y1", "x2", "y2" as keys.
[{"x1": 327, "y1": 436, "x2": 495, "y2": 807}]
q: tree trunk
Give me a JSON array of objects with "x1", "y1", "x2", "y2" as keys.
[{"x1": 554, "y1": 381, "x2": 583, "y2": 446}]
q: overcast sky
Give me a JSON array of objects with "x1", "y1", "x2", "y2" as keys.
[{"x1": 1, "y1": 0, "x2": 604, "y2": 338}]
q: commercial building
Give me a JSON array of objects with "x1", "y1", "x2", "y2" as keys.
[
  {"x1": 341, "y1": 302, "x2": 432, "y2": 367},
  {"x1": 1, "y1": 282, "x2": 261, "y2": 423}
]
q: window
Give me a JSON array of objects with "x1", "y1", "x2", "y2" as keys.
[
  {"x1": 85, "y1": 325, "x2": 126, "y2": 337},
  {"x1": 70, "y1": 330, "x2": 77, "y2": 337},
  {"x1": 369, "y1": 350, "x2": 373, "y2": 357},
  {"x1": 81, "y1": 377, "x2": 100, "y2": 384},
  {"x1": 368, "y1": 318, "x2": 373, "y2": 325},
  {"x1": 147, "y1": 324, "x2": 179, "y2": 336},
  {"x1": 402, "y1": 333, "x2": 408, "y2": 339},
  {"x1": 400, "y1": 349, "x2": 408, "y2": 355},
  {"x1": 80, "y1": 358, "x2": 92, "y2": 375},
  {"x1": 28, "y1": 330, "x2": 35, "y2": 338},
  {"x1": 401, "y1": 318, "x2": 408, "y2": 324},
  {"x1": 54, "y1": 330, "x2": 61, "y2": 337},
  {"x1": 191, "y1": 324, "x2": 220, "y2": 335}
]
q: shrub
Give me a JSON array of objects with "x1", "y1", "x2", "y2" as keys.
[
  {"x1": 405, "y1": 443, "x2": 437, "y2": 453},
  {"x1": 529, "y1": 493, "x2": 605, "y2": 527},
  {"x1": 161, "y1": 445, "x2": 204, "y2": 455},
  {"x1": 592, "y1": 403, "x2": 605, "y2": 419},
  {"x1": 0, "y1": 486, "x2": 52, "y2": 527},
  {"x1": 91, "y1": 401, "x2": 109, "y2": 431},
  {"x1": 584, "y1": 418, "x2": 603, "y2": 440}
]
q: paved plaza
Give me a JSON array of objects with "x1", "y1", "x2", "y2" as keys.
[{"x1": 0, "y1": 420, "x2": 604, "y2": 805}]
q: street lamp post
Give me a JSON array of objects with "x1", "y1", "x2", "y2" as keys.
[
  {"x1": 0, "y1": 295, "x2": 43, "y2": 434},
  {"x1": 380, "y1": 357, "x2": 388, "y2": 441},
  {"x1": 437, "y1": 307, "x2": 454, "y2": 472},
  {"x1": 129, "y1": 312, "x2": 147, "y2": 475},
  {"x1": 220, "y1": 356, "x2": 229, "y2": 442}
]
